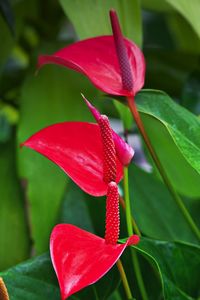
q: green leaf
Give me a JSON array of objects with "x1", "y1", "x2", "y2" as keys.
[
  {"x1": 166, "y1": 0, "x2": 200, "y2": 39},
  {"x1": 1, "y1": 252, "x2": 120, "y2": 300},
  {"x1": 18, "y1": 66, "x2": 96, "y2": 253},
  {"x1": 133, "y1": 238, "x2": 200, "y2": 300},
  {"x1": 1, "y1": 254, "x2": 60, "y2": 300},
  {"x1": 0, "y1": 140, "x2": 29, "y2": 270},
  {"x1": 135, "y1": 89, "x2": 200, "y2": 198},
  {"x1": 59, "y1": 0, "x2": 142, "y2": 46},
  {"x1": 129, "y1": 164, "x2": 198, "y2": 243}
]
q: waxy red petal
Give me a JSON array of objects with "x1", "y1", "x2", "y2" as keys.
[
  {"x1": 50, "y1": 224, "x2": 138, "y2": 300},
  {"x1": 22, "y1": 122, "x2": 123, "y2": 196},
  {"x1": 38, "y1": 36, "x2": 145, "y2": 97}
]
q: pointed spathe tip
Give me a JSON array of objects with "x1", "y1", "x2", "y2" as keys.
[{"x1": 81, "y1": 94, "x2": 101, "y2": 122}]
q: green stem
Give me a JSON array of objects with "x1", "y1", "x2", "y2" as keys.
[
  {"x1": 124, "y1": 167, "x2": 135, "y2": 235},
  {"x1": 116, "y1": 260, "x2": 133, "y2": 299},
  {"x1": 119, "y1": 195, "x2": 141, "y2": 236},
  {"x1": 123, "y1": 167, "x2": 149, "y2": 300},
  {"x1": 127, "y1": 96, "x2": 200, "y2": 241},
  {"x1": 131, "y1": 251, "x2": 148, "y2": 300}
]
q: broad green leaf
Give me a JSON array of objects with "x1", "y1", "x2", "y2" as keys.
[
  {"x1": 18, "y1": 66, "x2": 96, "y2": 253},
  {"x1": 134, "y1": 89, "x2": 200, "y2": 198},
  {"x1": 1, "y1": 254, "x2": 60, "y2": 300},
  {"x1": 133, "y1": 238, "x2": 200, "y2": 300},
  {"x1": 1, "y1": 253, "x2": 120, "y2": 300},
  {"x1": 0, "y1": 140, "x2": 29, "y2": 270},
  {"x1": 166, "y1": 0, "x2": 200, "y2": 39},
  {"x1": 59, "y1": 0, "x2": 142, "y2": 46},
  {"x1": 129, "y1": 164, "x2": 198, "y2": 243}
]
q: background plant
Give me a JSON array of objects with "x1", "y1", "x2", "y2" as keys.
[{"x1": 0, "y1": 0, "x2": 200, "y2": 299}]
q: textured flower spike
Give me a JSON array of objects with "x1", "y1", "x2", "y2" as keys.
[
  {"x1": 98, "y1": 115, "x2": 117, "y2": 183},
  {"x1": 82, "y1": 94, "x2": 134, "y2": 166},
  {"x1": 105, "y1": 182, "x2": 120, "y2": 244},
  {"x1": 37, "y1": 13, "x2": 145, "y2": 97},
  {"x1": 109, "y1": 9, "x2": 133, "y2": 92}
]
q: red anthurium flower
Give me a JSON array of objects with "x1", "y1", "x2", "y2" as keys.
[
  {"x1": 50, "y1": 182, "x2": 139, "y2": 300},
  {"x1": 51, "y1": 224, "x2": 139, "y2": 300},
  {"x1": 22, "y1": 122, "x2": 123, "y2": 196},
  {"x1": 37, "y1": 12, "x2": 145, "y2": 97}
]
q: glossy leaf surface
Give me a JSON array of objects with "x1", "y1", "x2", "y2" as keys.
[
  {"x1": 50, "y1": 224, "x2": 138, "y2": 300},
  {"x1": 23, "y1": 121, "x2": 123, "y2": 196},
  {"x1": 134, "y1": 238, "x2": 200, "y2": 299},
  {"x1": 134, "y1": 90, "x2": 200, "y2": 198},
  {"x1": 129, "y1": 165, "x2": 198, "y2": 244},
  {"x1": 1, "y1": 254, "x2": 60, "y2": 300},
  {"x1": 38, "y1": 36, "x2": 145, "y2": 97}
]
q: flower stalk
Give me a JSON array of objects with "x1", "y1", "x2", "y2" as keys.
[
  {"x1": 123, "y1": 166, "x2": 149, "y2": 300},
  {"x1": 116, "y1": 260, "x2": 133, "y2": 300}
]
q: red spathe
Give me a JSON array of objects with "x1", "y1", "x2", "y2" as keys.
[
  {"x1": 38, "y1": 36, "x2": 145, "y2": 97},
  {"x1": 50, "y1": 224, "x2": 139, "y2": 300},
  {"x1": 22, "y1": 122, "x2": 123, "y2": 196}
]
